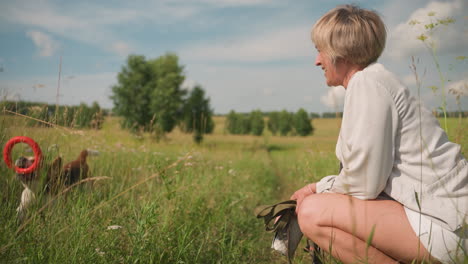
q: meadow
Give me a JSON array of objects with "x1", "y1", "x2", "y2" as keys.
[{"x1": 0, "y1": 114, "x2": 466, "y2": 263}]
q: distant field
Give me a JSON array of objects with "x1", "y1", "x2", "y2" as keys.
[{"x1": 0, "y1": 115, "x2": 466, "y2": 263}]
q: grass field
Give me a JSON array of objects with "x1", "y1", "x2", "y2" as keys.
[{"x1": 0, "y1": 115, "x2": 466, "y2": 263}]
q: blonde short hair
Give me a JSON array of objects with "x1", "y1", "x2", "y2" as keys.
[{"x1": 311, "y1": 5, "x2": 386, "y2": 67}]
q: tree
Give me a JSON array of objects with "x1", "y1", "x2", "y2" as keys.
[
  {"x1": 310, "y1": 112, "x2": 320, "y2": 119},
  {"x1": 110, "y1": 53, "x2": 186, "y2": 134},
  {"x1": 181, "y1": 85, "x2": 215, "y2": 143},
  {"x1": 322, "y1": 112, "x2": 342, "y2": 118},
  {"x1": 226, "y1": 110, "x2": 239, "y2": 134},
  {"x1": 225, "y1": 110, "x2": 252, "y2": 135},
  {"x1": 267, "y1": 111, "x2": 280, "y2": 135},
  {"x1": 149, "y1": 54, "x2": 186, "y2": 133},
  {"x1": 90, "y1": 101, "x2": 104, "y2": 129},
  {"x1": 75, "y1": 103, "x2": 92, "y2": 128},
  {"x1": 294, "y1": 108, "x2": 314, "y2": 136},
  {"x1": 278, "y1": 110, "x2": 293, "y2": 136},
  {"x1": 111, "y1": 55, "x2": 153, "y2": 130},
  {"x1": 239, "y1": 114, "x2": 251, "y2": 134},
  {"x1": 250, "y1": 110, "x2": 264, "y2": 136}
]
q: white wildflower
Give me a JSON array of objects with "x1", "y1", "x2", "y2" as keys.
[{"x1": 95, "y1": 248, "x2": 105, "y2": 256}]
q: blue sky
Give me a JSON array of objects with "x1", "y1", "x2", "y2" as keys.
[{"x1": 0, "y1": 0, "x2": 466, "y2": 114}]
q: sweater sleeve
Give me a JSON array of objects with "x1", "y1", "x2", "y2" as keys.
[{"x1": 316, "y1": 74, "x2": 397, "y2": 199}]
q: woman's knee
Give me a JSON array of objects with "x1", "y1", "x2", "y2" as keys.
[{"x1": 297, "y1": 194, "x2": 327, "y2": 236}]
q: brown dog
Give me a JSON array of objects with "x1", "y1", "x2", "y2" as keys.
[
  {"x1": 15, "y1": 150, "x2": 90, "y2": 220},
  {"x1": 63, "y1": 150, "x2": 89, "y2": 185}
]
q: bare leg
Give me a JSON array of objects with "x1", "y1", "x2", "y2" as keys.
[
  {"x1": 297, "y1": 193, "x2": 438, "y2": 264},
  {"x1": 316, "y1": 226, "x2": 398, "y2": 263}
]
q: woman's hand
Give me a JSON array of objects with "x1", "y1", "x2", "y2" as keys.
[{"x1": 290, "y1": 183, "x2": 317, "y2": 213}]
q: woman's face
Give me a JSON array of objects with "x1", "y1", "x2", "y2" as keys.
[{"x1": 315, "y1": 50, "x2": 345, "y2": 87}]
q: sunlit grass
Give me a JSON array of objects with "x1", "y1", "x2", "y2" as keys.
[{"x1": 0, "y1": 115, "x2": 466, "y2": 263}]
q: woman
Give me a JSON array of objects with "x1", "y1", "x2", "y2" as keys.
[{"x1": 291, "y1": 5, "x2": 467, "y2": 264}]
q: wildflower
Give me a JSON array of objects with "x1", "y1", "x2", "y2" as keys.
[
  {"x1": 95, "y1": 248, "x2": 105, "y2": 256},
  {"x1": 107, "y1": 225, "x2": 123, "y2": 230}
]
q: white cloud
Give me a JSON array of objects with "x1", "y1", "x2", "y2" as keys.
[
  {"x1": 320, "y1": 86, "x2": 345, "y2": 110},
  {"x1": 402, "y1": 74, "x2": 417, "y2": 87},
  {"x1": 111, "y1": 42, "x2": 132, "y2": 57},
  {"x1": 3, "y1": 4, "x2": 98, "y2": 49},
  {"x1": 303, "y1": 95, "x2": 314, "y2": 103},
  {"x1": 262, "y1": 87, "x2": 273, "y2": 96},
  {"x1": 163, "y1": 0, "x2": 276, "y2": 8},
  {"x1": 194, "y1": 0, "x2": 275, "y2": 6},
  {"x1": 0, "y1": 1, "x2": 139, "y2": 56},
  {"x1": 181, "y1": 79, "x2": 197, "y2": 91},
  {"x1": 182, "y1": 25, "x2": 314, "y2": 62},
  {"x1": 386, "y1": 0, "x2": 467, "y2": 60},
  {"x1": 448, "y1": 78, "x2": 468, "y2": 96},
  {"x1": 0, "y1": 0, "x2": 286, "y2": 59},
  {"x1": 26, "y1": 30, "x2": 59, "y2": 57}
]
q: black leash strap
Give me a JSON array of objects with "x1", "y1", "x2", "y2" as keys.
[{"x1": 255, "y1": 200, "x2": 322, "y2": 264}]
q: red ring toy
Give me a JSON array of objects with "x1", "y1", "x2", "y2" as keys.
[{"x1": 3, "y1": 136, "x2": 42, "y2": 174}]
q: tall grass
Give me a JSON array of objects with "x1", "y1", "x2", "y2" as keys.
[
  {"x1": 1, "y1": 112, "x2": 466, "y2": 263},
  {"x1": 0, "y1": 115, "x2": 342, "y2": 263}
]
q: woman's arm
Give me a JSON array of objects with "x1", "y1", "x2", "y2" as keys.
[{"x1": 316, "y1": 75, "x2": 397, "y2": 199}]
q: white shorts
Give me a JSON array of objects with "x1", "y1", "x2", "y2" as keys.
[{"x1": 404, "y1": 207, "x2": 467, "y2": 263}]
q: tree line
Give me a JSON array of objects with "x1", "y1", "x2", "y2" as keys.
[
  {"x1": 225, "y1": 108, "x2": 314, "y2": 136},
  {"x1": 264, "y1": 111, "x2": 342, "y2": 119},
  {"x1": 1, "y1": 100, "x2": 105, "y2": 129}
]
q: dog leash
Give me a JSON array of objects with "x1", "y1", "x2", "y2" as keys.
[
  {"x1": 255, "y1": 200, "x2": 323, "y2": 264},
  {"x1": 3, "y1": 136, "x2": 42, "y2": 174}
]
